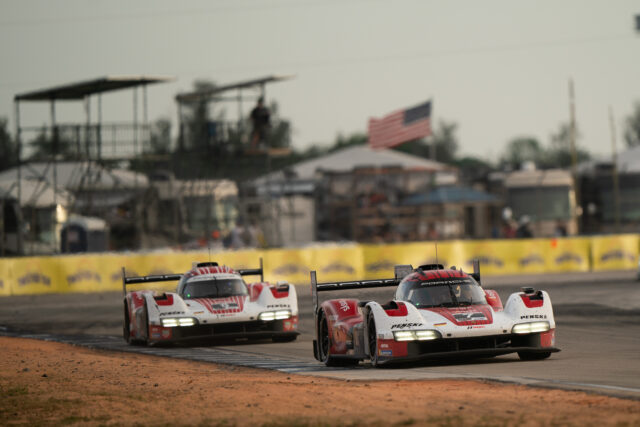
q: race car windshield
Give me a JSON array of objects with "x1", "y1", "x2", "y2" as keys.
[
  {"x1": 399, "y1": 278, "x2": 487, "y2": 308},
  {"x1": 182, "y1": 278, "x2": 248, "y2": 299}
]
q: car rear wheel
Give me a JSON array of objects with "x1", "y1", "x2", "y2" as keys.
[
  {"x1": 368, "y1": 312, "x2": 380, "y2": 367},
  {"x1": 518, "y1": 351, "x2": 551, "y2": 360},
  {"x1": 123, "y1": 301, "x2": 132, "y2": 344},
  {"x1": 317, "y1": 310, "x2": 356, "y2": 367}
]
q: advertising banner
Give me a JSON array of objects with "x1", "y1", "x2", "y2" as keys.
[
  {"x1": 544, "y1": 237, "x2": 590, "y2": 273},
  {"x1": 591, "y1": 234, "x2": 640, "y2": 271},
  {"x1": 308, "y1": 244, "x2": 364, "y2": 284},
  {"x1": 8, "y1": 256, "x2": 65, "y2": 295},
  {"x1": 263, "y1": 248, "x2": 314, "y2": 285},
  {"x1": 0, "y1": 259, "x2": 12, "y2": 296}
]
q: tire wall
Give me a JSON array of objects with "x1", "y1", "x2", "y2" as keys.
[{"x1": 0, "y1": 234, "x2": 638, "y2": 296}]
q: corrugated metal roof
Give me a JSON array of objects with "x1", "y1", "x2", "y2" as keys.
[
  {"x1": 15, "y1": 75, "x2": 174, "y2": 101},
  {"x1": 175, "y1": 75, "x2": 294, "y2": 103}
]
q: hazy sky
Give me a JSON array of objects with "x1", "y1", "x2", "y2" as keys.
[{"x1": 2, "y1": 0, "x2": 639, "y2": 161}]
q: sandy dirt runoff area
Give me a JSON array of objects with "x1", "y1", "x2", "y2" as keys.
[{"x1": 1, "y1": 337, "x2": 639, "y2": 427}]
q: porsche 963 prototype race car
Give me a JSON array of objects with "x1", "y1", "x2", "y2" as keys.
[
  {"x1": 311, "y1": 261, "x2": 559, "y2": 366},
  {"x1": 123, "y1": 260, "x2": 299, "y2": 345}
]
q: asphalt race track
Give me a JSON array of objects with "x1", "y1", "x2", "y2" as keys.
[{"x1": 1, "y1": 270, "x2": 639, "y2": 399}]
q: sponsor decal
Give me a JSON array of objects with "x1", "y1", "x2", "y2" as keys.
[
  {"x1": 519, "y1": 254, "x2": 544, "y2": 266},
  {"x1": 159, "y1": 311, "x2": 185, "y2": 316},
  {"x1": 339, "y1": 300, "x2": 350, "y2": 312},
  {"x1": 425, "y1": 305, "x2": 494, "y2": 326},
  {"x1": 273, "y1": 264, "x2": 309, "y2": 275},
  {"x1": 433, "y1": 322, "x2": 447, "y2": 327},
  {"x1": 321, "y1": 263, "x2": 355, "y2": 274},
  {"x1": 420, "y1": 278, "x2": 473, "y2": 286},
  {"x1": 452, "y1": 312, "x2": 487, "y2": 322},
  {"x1": 18, "y1": 273, "x2": 51, "y2": 287},
  {"x1": 467, "y1": 325, "x2": 485, "y2": 329},
  {"x1": 390, "y1": 322, "x2": 422, "y2": 329},
  {"x1": 555, "y1": 252, "x2": 583, "y2": 264},
  {"x1": 366, "y1": 260, "x2": 395, "y2": 272},
  {"x1": 196, "y1": 296, "x2": 247, "y2": 314},
  {"x1": 67, "y1": 270, "x2": 101, "y2": 285},
  {"x1": 267, "y1": 304, "x2": 290, "y2": 308},
  {"x1": 380, "y1": 343, "x2": 389, "y2": 348},
  {"x1": 193, "y1": 311, "x2": 204, "y2": 315},
  {"x1": 600, "y1": 250, "x2": 635, "y2": 262},
  {"x1": 520, "y1": 314, "x2": 547, "y2": 319},
  {"x1": 211, "y1": 302, "x2": 238, "y2": 310},
  {"x1": 380, "y1": 350, "x2": 393, "y2": 356}
]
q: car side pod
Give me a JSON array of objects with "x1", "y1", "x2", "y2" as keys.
[{"x1": 310, "y1": 269, "x2": 401, "y2": 365}]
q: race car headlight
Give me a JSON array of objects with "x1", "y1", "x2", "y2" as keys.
[
  {"x1": 393, "y1": 330, "x2": 441, "y2": 341},
  {"x1": 393, "y1": 331, "x2": 415, "y2": 341},
  {"x1": 512, "y1": 321, "x2": 550, "y2": 334},
  {"x1": 178, "y1": 318, "x2": 196, "y2": 327},
  {"x1": 415, "y1": 330, "x2": 440, "y2": 340},
  {"x1": 258, "y1": 310, "x2": 292, "y2": 321},
  {"x1": 161, "y1": 317, "x2": 196, "y2": 328}
]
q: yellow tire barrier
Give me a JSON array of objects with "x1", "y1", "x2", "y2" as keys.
[{"x1": 0, "y1": 235, "x2": 637, "y2": 296}]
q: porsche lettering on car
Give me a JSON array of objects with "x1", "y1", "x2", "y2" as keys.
[
  {"x1": 311, "y1": 261, "x2": 559, "y2": 366},
  {"x1": 123, "y1": 260, "x2": 299, "y2": 345}
]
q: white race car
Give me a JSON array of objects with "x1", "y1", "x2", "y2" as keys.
[
  {"x1": 311, "y1": 262, "x2": 559, "y2": 366},
  {"x1": 123, "y1": 260, "x2": 299, "y2": 345}
]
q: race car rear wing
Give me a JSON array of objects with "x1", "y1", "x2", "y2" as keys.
[
  {"x1": 122, "y1": 268, "x2": 182, "y2": 295},
  {"x1": 310, "y1": 264, "x2": 411, "y2": 315},
  {"x1": 237, "y1": 258, "x2": 264, "y2": 283},
  {"x1": 121, "y1": 259, "x2": 265, "y2": 295}
]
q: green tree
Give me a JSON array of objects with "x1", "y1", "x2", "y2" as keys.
[
  {"x1": 454, "y1": 156, "x2": 495, "y2": 183},
  {"x1": 500, "y1": 137, "x2": 545, "y2": 170},
  {"x1": 430, "y1": 120, "x2": 459, "y2": 163},
  {"x1": 0, "y1": 117, "x2": 17, "y2": 171},
  {"x1": 265, "y1": 101, "x2": 292, "y2": 149},
  {"x1": 27, "y1": 125, "x2": 74, "y2": 161},
  {"x1": 624, "y1": 101, "x2": 640, "y2": 148},
  {"x1": 543, "y1": 122, "x2": 590, "y2": 168},
  {"x1": 149, "y1": 118, "x2": 172, "y2": 155}
]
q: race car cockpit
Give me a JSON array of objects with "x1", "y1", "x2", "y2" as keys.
[{"x1": 396, "y1": 277, "x2": 487, "y2": 308}]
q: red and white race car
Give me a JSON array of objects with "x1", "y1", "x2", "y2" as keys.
[
  {"x1": 123, "y1": 260, "x2": 299, "y2": 345},
  {"x1": 311, "y1": 262, "x2": 559, "y2": 366}
]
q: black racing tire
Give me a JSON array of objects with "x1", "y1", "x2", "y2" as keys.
[
  {"x1": 368, "y1": 311, "x2": 380, "y2": 367},
  {"x1": 317, "y1": 309, "x2": 349, "y2": 367},
  {"x1": 123, "y1": 300, "x2": 132, "y2": 344},
  {"x1": 517, "y1": 351, "x2": 551, "y2": 361},
  {"x1": 141, "y1": 300, "x2": 150, "y2": 346}
]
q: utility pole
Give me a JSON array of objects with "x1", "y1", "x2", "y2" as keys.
[
  {"x1": 568, "y1": 78, "x2": 580, "y2": 233},
  {"x1": 609, "y1": 106, "x2": 621, "y2": 232}
]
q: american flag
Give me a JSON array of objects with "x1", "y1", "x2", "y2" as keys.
[{"x1": 368, "y1": 100, "x2": 432, "y2": 149}]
